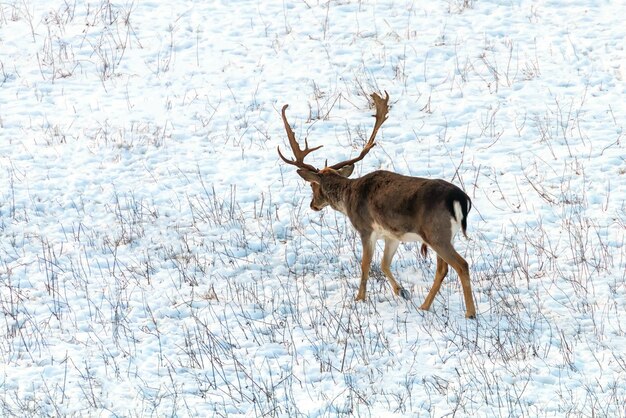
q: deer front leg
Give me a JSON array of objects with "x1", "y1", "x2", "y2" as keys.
[
  {"x1": 355, "y1": 234, "x2": 375, "y2": 301},
  {"x1": 382, "y1": 238, "x2": 410, "y2": 300}
]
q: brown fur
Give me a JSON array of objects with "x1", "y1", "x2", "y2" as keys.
[
  {"x1": 299, "y1": 168, "x2": 477, "y2": 319},
  {"x1": 282, "y1": 92, "x2": 476, "y2": 318}
]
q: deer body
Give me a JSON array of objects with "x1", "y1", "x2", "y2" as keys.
[{"x1": 279, "y1": 93, "x2": 477, "y2": 318}]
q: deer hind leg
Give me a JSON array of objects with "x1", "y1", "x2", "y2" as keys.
[
  {"x1": 382, "y1": 238, "x2": 410, "y2": 299},
  {"x1": 420, "y1": 255, "x2": 448, "y2": 312},
  {"x1": 355, "y1": 234, "x2": 375, "y2": 301},
  {"x1": 424, "y1": 242, "x2": 476, "y2": 319}
]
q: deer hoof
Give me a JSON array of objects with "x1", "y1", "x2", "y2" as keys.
[
  {"x1": 466, "y1": 312, "x2": 476, "y2": 319},
  {"x1": 398, "y1": 288, "x2": 411, "y2": 300}
]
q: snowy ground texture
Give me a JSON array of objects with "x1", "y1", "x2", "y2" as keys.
[{"x1": 1, "y1": 0, "x2": 625, "y2": 416}]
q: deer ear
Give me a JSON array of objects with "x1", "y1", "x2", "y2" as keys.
[
  {"x1": 336, "y1": 164, "x2": 354, "y2": 177},
  {"x1": 297, "y1": 169, "x2": 321, "y2": 184}
]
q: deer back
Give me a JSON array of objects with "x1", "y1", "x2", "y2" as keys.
[{"x1": 339, "y1": 170, "x2": 471, "y2": 243}]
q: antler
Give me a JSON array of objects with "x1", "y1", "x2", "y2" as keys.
[
  {"x1": 328, "y1": 91, "x2": 389, "y2": 171},
  {"x1": 277, "y1": 104, "x2": 322, "y2": 173}
]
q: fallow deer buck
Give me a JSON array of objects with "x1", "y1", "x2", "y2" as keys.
[{"x1": 278, "y1": 92, "x2": 477, "y2": 318}]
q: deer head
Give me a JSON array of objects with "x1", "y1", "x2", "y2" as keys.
[{"x1": 278, "y1": 92, "x2": 390, "y2": 210}]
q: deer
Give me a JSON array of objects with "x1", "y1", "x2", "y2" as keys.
[{"x1": 278, "y1": 92, "x2": 477, "y2": 319}]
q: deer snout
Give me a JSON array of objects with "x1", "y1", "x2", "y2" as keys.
[{"x1": 310, "y1": 202, "x2": 322, "y2": 211}]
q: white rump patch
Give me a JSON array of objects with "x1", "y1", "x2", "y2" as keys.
[{"x1": 450, "y1": 200, "x2": 463, "y2": 241}]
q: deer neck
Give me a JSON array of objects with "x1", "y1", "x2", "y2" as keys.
[{"x1": 321, "y1": 174, "x2": 351, "y2": 215}]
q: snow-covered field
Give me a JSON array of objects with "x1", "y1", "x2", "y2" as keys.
[{"x1": 1, "y1": 0, "x2": 625, "y2": 416}]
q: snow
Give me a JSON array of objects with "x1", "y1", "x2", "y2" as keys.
[{"x1": 1, "y1": 0, "x2": 625, "y2": 416}]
